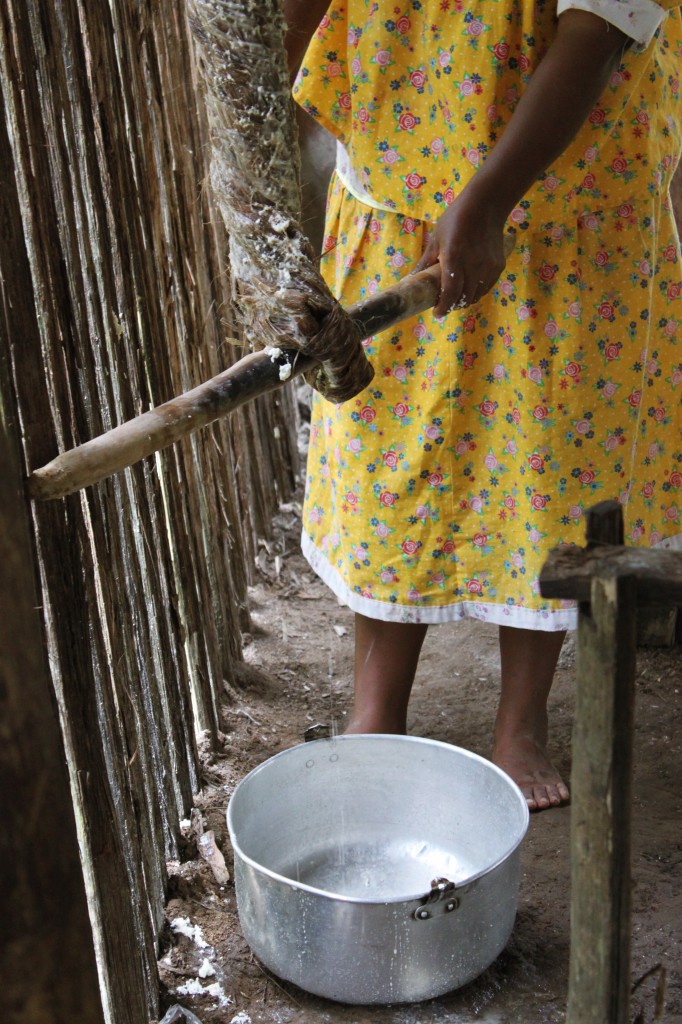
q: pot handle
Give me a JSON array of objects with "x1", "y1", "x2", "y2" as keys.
[
  {"x1": 413, "y1": 877, "x2": 459, "y2": 920},
  {"x1": 303, "y1": 722, "x2": 331, "y2": 742}
]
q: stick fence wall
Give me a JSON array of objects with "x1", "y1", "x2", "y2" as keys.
[{"x1": 0, "y1": 2, "x2": 298, "y2": 1021}]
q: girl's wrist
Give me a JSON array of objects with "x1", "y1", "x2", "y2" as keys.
[{"x1": 457, "y1": 173, "x2": 519, "y2": 233}]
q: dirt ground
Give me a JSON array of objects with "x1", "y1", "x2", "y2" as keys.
[{"x1": 157, "y1": 499, "x2": 681, "y2": 1024}]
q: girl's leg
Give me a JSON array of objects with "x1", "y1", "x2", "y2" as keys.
[
  {"x1": 345, "y1": 613, "x2": 428, "y2": 734},
  {"x1": 492, "y1": 625, "x2": 570, "y2": 811}
]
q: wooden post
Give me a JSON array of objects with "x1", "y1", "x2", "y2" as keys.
[
  {"x1": 538, "y1": 499, "x2": 682, "y2": 1024},
  {"x1": 567, "y1": 569, "x2": 637, "y2": 1024},
  {"x1": 569, "y1": 500, "x2": 635, "y2": 1024}
]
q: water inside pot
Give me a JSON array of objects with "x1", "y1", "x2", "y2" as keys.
[{"x1": 277, "y1": 835, "x2": 472, "y2": 899}]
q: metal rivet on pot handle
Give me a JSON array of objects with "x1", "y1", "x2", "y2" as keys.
[{"x1": 414, "y1": 898, "x2": 459, "y2": 921}]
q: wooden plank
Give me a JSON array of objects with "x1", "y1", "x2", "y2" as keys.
[
  {"x1": 539, "y1": 544, "x2": 682, "y2": 604},
  {"x1": 566, "y1": 571, "x2": 637, "y2": 1024}
]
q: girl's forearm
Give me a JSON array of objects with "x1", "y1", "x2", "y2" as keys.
[{"x1": 465, "y1": 10, "x2": 629, "y2": 220}]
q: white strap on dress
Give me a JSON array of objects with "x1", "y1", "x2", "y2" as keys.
[{"x1": 557, "y1": 0, "x2": 667, "y2": 49}]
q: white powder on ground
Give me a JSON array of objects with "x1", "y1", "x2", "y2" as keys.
[
  {"x1": 198, "y1": 957, "x2": 215, "y2": 977},
  {"x1": 176, "y1": 978, "x2": 230, "y2": 1007},
  {"x1": 170, "y1": 916, "x2": 208, "y2": 949}
]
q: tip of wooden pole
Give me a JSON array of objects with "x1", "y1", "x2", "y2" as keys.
[{"x1": 27, "y1": 467, "x2": 70, "y2": 501}]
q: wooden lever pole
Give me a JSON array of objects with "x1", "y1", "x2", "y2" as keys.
[
  {"x1": 29, "y1": 265, "x2": 442, "y2": 500},
  {"x1": 29, "y1": 232, "x2": 515, "y2": 500}
]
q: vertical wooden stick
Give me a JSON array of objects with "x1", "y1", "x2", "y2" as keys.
[
  {"x1": 567, "y1": 567, "x2": 637, "y2": 1024},
  {"x1": 0, "y1": 370, "x2": 105, "y2": 1024},
  {"x1": 585, "y1": 499, "x2": 624, "y2": 547}
]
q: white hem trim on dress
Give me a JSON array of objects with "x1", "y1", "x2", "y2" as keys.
[
  {"x1": 301, "y1": 530, "x2": 578, "y2": 631},
  {"x1": 302, "y1": 528, "x2": 682, "y2": 630},
  {"x1": 652, "y1": 531, "x2": 682, "y2": 552}
]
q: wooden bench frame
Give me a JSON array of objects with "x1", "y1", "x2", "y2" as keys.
[{"x1": 540, "y1": 500, "x2": 682, "y2": 1023}]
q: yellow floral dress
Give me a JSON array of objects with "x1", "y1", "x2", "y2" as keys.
[{"x1": 294, "y1": 0, "x2": 682, "y2": 629}]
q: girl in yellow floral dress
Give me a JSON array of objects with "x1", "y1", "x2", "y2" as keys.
[{"x1": 284, "y1": 0, "x2": 682, "y2": 808}]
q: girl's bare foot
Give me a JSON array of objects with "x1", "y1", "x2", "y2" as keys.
[
  {"x1": 495, "y1": 625, "x2": 569, "y2": 811},
  {"x1": 493, "y1": 733, "x2": 570, "y2": 811}
]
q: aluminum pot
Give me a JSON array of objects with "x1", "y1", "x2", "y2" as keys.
[{"x1": 227, "y1": 734, "x2": 529, "y2": 1004}]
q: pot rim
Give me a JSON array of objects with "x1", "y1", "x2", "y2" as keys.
[{"x1": 227, "y1": 734, "x2": 530, "y2": 906}]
